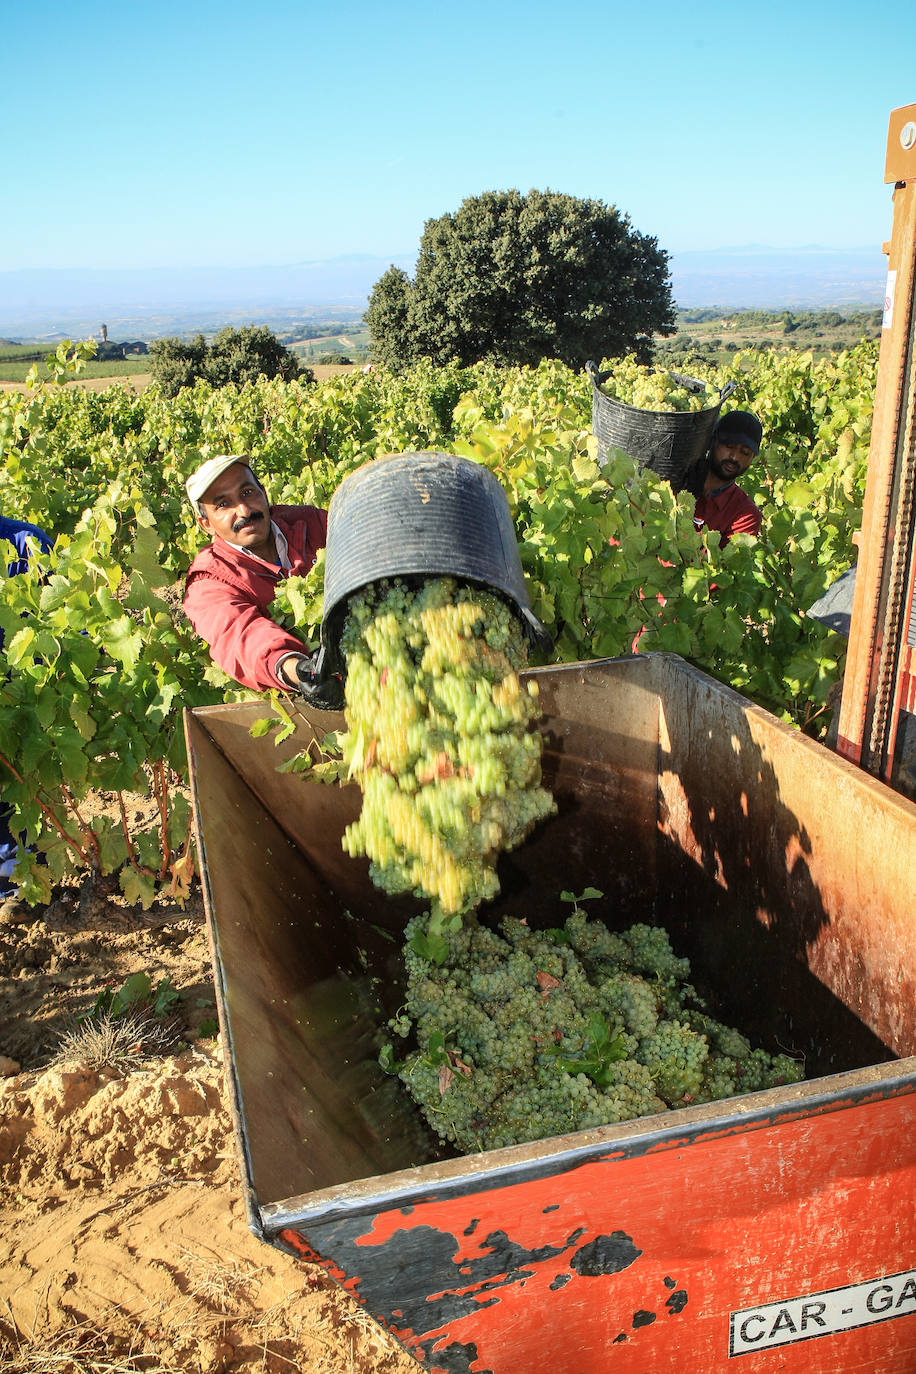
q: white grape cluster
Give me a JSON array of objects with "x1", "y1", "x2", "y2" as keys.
[
  {"x1": 597, "y1": 357, "x2": 716, "y2": 413},
  {"x1": 392, "y1": 910, "x2": 804, "y2": 1153},
  {"x1": 339, "y1": 577, "x2": 556, "y2": 924}
]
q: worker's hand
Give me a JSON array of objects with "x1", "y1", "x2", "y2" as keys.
[{"x1": 293, "y1": 650, "x2": 345, "y2": 711}]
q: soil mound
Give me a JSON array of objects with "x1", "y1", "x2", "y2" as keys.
[{"x1": 0, "y1": 880, "x2": 418, "y2": 1373}]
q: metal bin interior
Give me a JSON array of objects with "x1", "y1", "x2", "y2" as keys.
[{"x1": 185, "y1": 653, "x2": 916, "y2": 1373}]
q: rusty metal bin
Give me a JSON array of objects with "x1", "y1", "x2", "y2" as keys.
[{"x1": 185, "y1": 654, "x2": 916, "y2": 1374}]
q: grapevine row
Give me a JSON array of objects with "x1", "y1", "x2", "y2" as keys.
[{"x1": 0, "y1": 343, "x2": 876, "y2": 900}]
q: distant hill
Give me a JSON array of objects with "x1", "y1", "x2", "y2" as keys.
[
  {"x1": 0, "y1": 247, "x2": 886, "y2": 340},
  {"x1": 669, "y1": 246, "x2": 885, "y2": 310},
  {"x1": 0, "y1": 257, "x2": 410, "y2": 340}
]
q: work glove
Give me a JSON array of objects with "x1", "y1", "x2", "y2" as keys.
[{"x1": 293, "y1": 648, "x2": 345, "y2": 712}]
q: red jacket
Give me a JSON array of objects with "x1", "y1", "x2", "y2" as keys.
[{"x1": 183, "y1": 504, "x2": 328, "y2": 692}]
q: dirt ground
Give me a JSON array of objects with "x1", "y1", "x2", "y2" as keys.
[
  {"x1": 0, "y1": 864, "x2": 421, "y2": 1373},
  {"x1": 0, "y1": 375, "x2": 154, "y2": 395},
  {"x1": 0, "y1": 364, "x2": 357, "y2": 396}
]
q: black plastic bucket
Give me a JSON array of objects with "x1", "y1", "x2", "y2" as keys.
[
  {"x1": 586, "y1": 362, "x2": 735, "y2": 488},
  {"x1": 316, "y1": 451, "x2": 551, "y2": 667}
]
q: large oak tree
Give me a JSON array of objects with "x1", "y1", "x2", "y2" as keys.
[{"x1": 366, "y1": 189, "x2": 675, "y2": 371}]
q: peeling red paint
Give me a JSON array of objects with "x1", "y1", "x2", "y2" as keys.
[{"x1": 275, "y1": 1092, "x2": 916, "y2": 1372}]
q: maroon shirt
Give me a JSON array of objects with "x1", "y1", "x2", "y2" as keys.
[
  {"x1": 693, "y1": 481, "x2": 762, "y2": 544},
  {"x1": 183, "y1": 504, "x2": 327, "y2": 692}
]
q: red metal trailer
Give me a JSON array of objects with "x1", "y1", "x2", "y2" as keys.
[
  {"x1": 186, "y1": 652, "x2": 916, "y2": 1373},
  {"x1": 185, "y1": 101, "x2": 916, "y2": 1373}
]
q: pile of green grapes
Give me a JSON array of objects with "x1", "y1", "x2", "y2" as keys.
[
  {"x1": 339, "y1": 577, "x2": 556, "y2": 932},
  {"x1": 386, "y1": 907, "x2": 805, "y2": 1153},
  {"x1": 336, "y1": 576, "x2": 802, "y2": 1155},
  {"x1": 597, "y1": 356, "x2": 718, "y2": 413}
]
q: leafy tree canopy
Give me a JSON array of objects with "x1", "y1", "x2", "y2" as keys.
[
  {"x1": 150, "y1": 326, "x2": 311, "y2": 397},
  {"x1": 366, "y1": 189, "x2": 675, "y2": 371},
  {"x1": 148, "y1": 334, "x2": 207, "y2": 396}
]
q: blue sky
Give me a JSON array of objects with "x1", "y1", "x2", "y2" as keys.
[{"x1": 3, "y1": 0, "x2": 914, "y2": 271}]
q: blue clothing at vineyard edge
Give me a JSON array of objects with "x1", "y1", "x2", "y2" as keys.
[
  {"x1": 0, "y1": 515, "x2": 54, "y2": 574},
  {"x1": 0, "y1": 514, "x2": 53, "y2": 901}
]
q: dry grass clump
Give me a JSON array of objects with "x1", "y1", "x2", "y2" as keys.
[
  {"x1": 178, "y1": 1246, "x2": 262, "y2": 1314},
  {"x1": 1, "y1": 1259, "x2": 413, "y2": 1374},
  {"x1": 51, "y1": 1012, "x2": 173, "y2": 1072},
  {"x1": 154, "y1": 1245, "x2": 411, "y2": 1374},
  {"x1": 0, "y1": 1311, "x2": 179, "y2": 1374}
]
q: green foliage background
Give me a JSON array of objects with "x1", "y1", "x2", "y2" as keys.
[
  {"x1": 0, "y1": 339, "x2": 875, "y2": 903},
  {"x1": 149, "y1": 325, "x2": 310, "y2": 397}
]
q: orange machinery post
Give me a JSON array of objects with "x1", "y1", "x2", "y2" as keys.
[{"x1": 836, "y1": 101, "x2": 916, "y2": 795}]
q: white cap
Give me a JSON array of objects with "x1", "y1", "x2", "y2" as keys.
[{"x1": 185, "y1": 454, "x2": 253, "y2": 506}]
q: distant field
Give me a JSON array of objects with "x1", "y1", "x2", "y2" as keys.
[
  {"x1": 656, "y1": 307, "x2": 882, "y2": 367},
  {"x1": 0, "y1": 343, "x2": 52, "y2": 361},
  {"x1": 309, "y1": 362, "x2": 359, "y2": 380},
  {"x1": 0, "y1": 374, "x2": 152, "y2": 395},
  {"x1": 0, "y1": 355, "x2": 152, "y2": 383},
  {"x1": 0, "y1": 365, "x2": 357, "y2": 394},
  {"x1": 0, "y1": 339, "x2": 369, "y2": 381},
  {"x1": 0, "y1": 339, "x2": 155, "y2": 382},
  {"x1": 0, "y1": 308, "x2": 882, "y2": 388},
  {"x1": 290, "y1": 328, "x2": 370, "y2": 360}
]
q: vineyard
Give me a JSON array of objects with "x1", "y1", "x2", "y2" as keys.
[{"x1": 0, "y1": 340, "x2": 876, "y2": 908}]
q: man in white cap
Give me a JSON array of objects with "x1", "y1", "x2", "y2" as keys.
[{"x1": 183, "y1": 454, "x2": 340, "y2": 703}]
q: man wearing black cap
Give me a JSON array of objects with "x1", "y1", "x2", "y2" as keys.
[{"x1": 684, "y1": 409, "x2": 764, "y2": 544}]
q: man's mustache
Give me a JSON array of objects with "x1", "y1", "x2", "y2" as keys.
[{"x1": 232, "y1": 512, "x2": 264, "y2": 533}]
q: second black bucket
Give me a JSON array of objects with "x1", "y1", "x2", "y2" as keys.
[
  {"x1": 318, "y1": 451, "x2": 551, "y2": 664},
  {"x1": 586, "y1": 362, "x2": 736, "y2": 488}
]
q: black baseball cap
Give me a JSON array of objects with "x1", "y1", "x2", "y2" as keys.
[{"x1": 715, "y1": 410, "x2": 762, "y2": 454}]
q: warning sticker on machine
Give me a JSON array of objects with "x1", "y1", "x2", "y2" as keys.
[
  {"x1": 729, "y1": 1268, "x2": 916, "y2": 1356},
  {"x1": 883, "y1": 269, "x2": 897, "y2": 328}
]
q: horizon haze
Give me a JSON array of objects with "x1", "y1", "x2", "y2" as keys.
[{"x1": 0, "y1": 245, "x2": 887, "y2": 342}]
